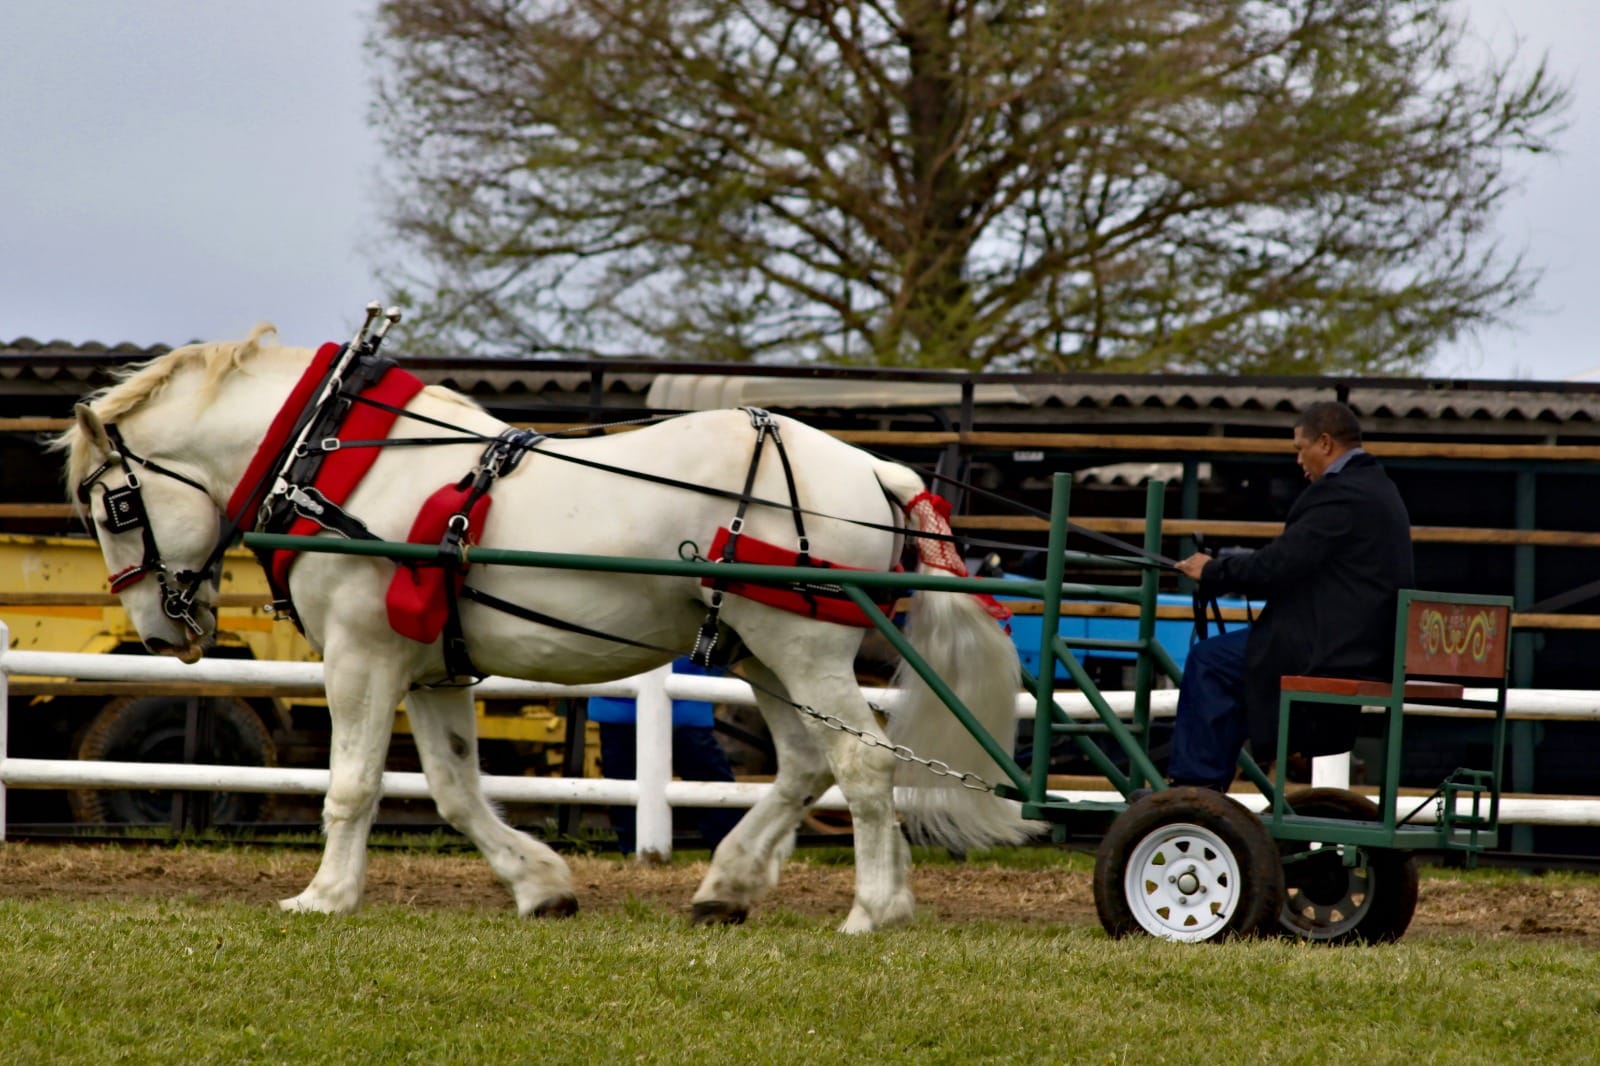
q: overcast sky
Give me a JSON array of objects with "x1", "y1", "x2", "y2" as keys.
[{"x1": 2, "y1": 1, "x2": 1594, "y2": 380}]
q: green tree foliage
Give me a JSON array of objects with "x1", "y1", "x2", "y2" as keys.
[{"x1": 371, "y1": 0, "x2": 1566, "y2": 372}]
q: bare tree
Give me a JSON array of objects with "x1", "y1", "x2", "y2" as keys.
[{"x1": 371, "y1": 0, "x2": 1566, "y2": 372}]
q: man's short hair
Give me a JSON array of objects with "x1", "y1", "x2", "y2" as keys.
[{"x1": 1297, "y1": 401, "x2": 1362, "y2": 447}]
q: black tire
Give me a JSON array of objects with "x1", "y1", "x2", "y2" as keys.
[
  {"x1": 69, "y1": 696, "x2": 278, "y2": 826},
  {"x1": 1095, "y1": 787, "x2": 1285, "y2": 942},
  {"x1": 1276, "y1": 788, "x2": 1418, "y2": 944}
]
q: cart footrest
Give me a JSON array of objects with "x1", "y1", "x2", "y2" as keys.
[{"x1": 1440, "y1": 768, "x2": 1497, "y2": 830}]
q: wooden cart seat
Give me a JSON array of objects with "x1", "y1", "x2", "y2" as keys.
[{"x1": 1280, "y1": 676, "x2": 1464, "y2": 700}]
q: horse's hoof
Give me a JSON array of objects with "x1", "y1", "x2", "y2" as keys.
[
  {"x1": 278, "y1": 892, "x2": 349, "y2": 915},
  {"x1": 533, "y1": 893, "x2": 579, "y2": 919},
  {"x1": 690, "y1": 900, "x2": 748, "y2": 926}
]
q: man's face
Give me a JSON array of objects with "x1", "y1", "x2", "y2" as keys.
[{"x1": 1293, "y1": 426, "x2": 1334, "y2": 482}]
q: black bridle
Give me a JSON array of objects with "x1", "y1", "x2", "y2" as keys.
[{"x1": 76, "y1": 422, "x2": 221, "y2": 637}]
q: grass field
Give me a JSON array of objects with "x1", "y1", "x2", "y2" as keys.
[{"x1": 4, "y1": 846, "x2": 1600, "y2": 1064}]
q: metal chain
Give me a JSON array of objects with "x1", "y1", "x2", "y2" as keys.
[{"x1": 792, "y1": 702, "x2": 996, "y2": 793}]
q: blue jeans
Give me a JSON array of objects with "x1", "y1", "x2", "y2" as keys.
[
  {"x1": 1168, "y1": 628, "x2": 1251, "y2": 789},
  {"x1": 598, "y1": 723, "x2": 742, "y2": 855}
]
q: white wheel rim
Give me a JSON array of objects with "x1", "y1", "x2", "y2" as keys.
[{"x1": 1122, "y1": 821, "x2": 1244, "y2": 941}]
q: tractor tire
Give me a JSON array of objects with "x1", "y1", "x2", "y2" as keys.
[{"x1": 69, "y1": 696, "x2": 278, "y2": 826}]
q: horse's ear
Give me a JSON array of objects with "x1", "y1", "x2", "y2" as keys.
[{"x1": 74, "y1": 404, "x2": 111, "y2": 453}]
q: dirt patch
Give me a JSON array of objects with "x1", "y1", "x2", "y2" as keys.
[{"x1": 2, "y1": 842, "x2": 1597, "y2": 942}]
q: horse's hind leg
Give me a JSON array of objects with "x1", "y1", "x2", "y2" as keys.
[
  {"x1": 705, "y1": 640, "x2": 914, "y2": 933},
  {"x1": 690, "y1": 660, "x2": 835, "y2": 924},
  {"x1": 280, "y1": 652, "x2": 406, "y2": 915},
  {"x1": 798, "y1": 672, "x2": 915, "y2": 933},
  {"x1": 404, "y1": 686, "x2": 577, "y2": 917}
]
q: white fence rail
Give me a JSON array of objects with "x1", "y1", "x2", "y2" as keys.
[{"x1": 6, "y1": 619, "x2": 1600, "y2": 858}]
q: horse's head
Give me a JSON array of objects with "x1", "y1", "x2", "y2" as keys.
[
  {"x1": 67, "y1": 401, "x2": 223, "y2": 663},
  {"x1": 56, "y1": 325, "x2": 289, "y2": 660}
]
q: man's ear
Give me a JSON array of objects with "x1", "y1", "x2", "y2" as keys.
[{"x1": 74, "y1": 404, "x2": 112, "y2": 453}]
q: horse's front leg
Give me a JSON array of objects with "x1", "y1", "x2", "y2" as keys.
[
  {"x1": 403, "y1": 686, "x2": 578, "y2": 917},
  {"x1": 279, "y1": 649, "x2": 405, "y2": 915}
]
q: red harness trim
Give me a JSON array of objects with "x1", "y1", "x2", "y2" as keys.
[
  {"x1": 107, "y1": 564, "x2": 147, "y2": 593},
  {"x1": 700, "y1": 527, "x2": 898, "y2": 628},
  {"x1": 223, "y1": 342, "x2": 427, "y2": 591},
  {"x1": 223, "y1": 342, "x2": 343, "y2": 527},
  {"x1": 268, "y1": 366, "x2": 426, "y2": 590}
]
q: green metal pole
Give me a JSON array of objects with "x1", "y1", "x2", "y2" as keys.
[
  {"x1": 1031, "y1": 474, "x2": 1072, "y2": 805},
  {"x1": 1178, "y1": 459, "x2": 1200, "y2": 583},
  {"x1": 1133, "y1": 481, "x2": 1164, "y2": 786},
  {"x1": 241, "y1": 532, "x2": 1134, "y2": 600},
  {"x1": 1054, "y1": 637, "x2": 1166, "y2": 789}
]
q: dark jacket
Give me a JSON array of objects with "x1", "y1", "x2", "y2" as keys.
[{"x1": 1199, "y1": 451, "x2": 1414, "y2": 756}]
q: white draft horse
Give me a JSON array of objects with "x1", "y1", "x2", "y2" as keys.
[{"x1": 57, "y1": 323, "x2": 1033, "y2": 932}]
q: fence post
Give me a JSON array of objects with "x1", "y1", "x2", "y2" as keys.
[
  {"x1": 633, "y1": 663, "x2": 674, "y2": 862},
  {"x1": 0, "y1": 620, "x2": 8, "y2": 841}
]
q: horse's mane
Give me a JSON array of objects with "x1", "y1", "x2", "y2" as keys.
[
  {"x1": 53, "y1": 322, "x2": 483, "y2": 504},
  {"x1": 52, "y1": 322, "x2": 285, "y2": 500}
]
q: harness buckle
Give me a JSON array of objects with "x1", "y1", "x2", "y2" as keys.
[
  {"x1": 294, "y1": 436, "x2": 342, "y2": 459},
  {"x1": 286, "y1": 485, "x2": 326, "y2": 517}
]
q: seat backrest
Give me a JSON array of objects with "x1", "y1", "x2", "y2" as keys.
[{"x1": 1401, "y1": 592, "x2": 1514, "y2": 683}]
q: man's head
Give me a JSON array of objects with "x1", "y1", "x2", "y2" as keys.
[{"x1": 1293, "y1": 401, "x2": 1362, "y2": 482}]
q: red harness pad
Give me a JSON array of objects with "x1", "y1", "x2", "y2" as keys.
[
  {"x1": 385, "y1": 485, "x2": 493, "y2": 643},
  {"x1": 701, "y1": 527, "x2": 896, "y2": 628}
]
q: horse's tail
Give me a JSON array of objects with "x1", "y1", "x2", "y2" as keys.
[{"x1": 872, "y1": 461, "x2": 1043, "y2": 852}]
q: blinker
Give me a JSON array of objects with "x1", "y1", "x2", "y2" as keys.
[{"x1": 102, "y1": 480, "x2": 147, "y2": 534}]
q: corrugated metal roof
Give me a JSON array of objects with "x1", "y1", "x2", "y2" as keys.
[
  {"x1": 3, "y1": 338, "x2": 1597, "y2": 429},
  {"x1": 1012, "y1": 382, "x2": 1599, "y2": 426}
]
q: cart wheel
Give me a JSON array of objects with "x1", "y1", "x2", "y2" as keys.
[
  {"x1": 1276, "y1": 788, "x2": 1418, "y2": 944},
  {"x1": 69, "y1": 696, "x2": 278, "y2": 826},
  {"x1": 1094, "y1": 787, "x2": 1284, "y2": 942}
]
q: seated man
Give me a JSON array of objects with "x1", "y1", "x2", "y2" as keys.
[{"x1": 1169, "y1": 401, "x2": 1414, "y2": 790}]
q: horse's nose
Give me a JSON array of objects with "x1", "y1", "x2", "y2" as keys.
[{"x1": 144, "y1": 636, "x2": 201, "y2": 663}]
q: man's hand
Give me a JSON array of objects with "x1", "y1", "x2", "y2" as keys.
[{"x1": 1175, "y1": 552, "x2": 1212, "y2": 581}]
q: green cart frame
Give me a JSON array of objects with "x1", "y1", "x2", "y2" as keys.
[{"x1": 246, "y1": 471, "x2": 1512, "y2": 944}]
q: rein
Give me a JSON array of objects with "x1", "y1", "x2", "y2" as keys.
[{"x1": 335, "y1": 392, "x2": 1176, "y2": 570}]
